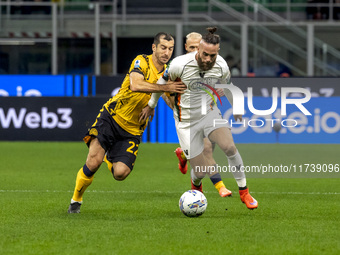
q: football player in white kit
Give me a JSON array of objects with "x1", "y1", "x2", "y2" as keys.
[
  {"x1": 145, "y1": 27, "x2": 258, "y2": 209},
  {"x1": 162, "y1": 32, "x2": 232, "y2": 198}
]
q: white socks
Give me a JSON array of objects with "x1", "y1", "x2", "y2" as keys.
[
  {"x1": 191, "y1": 168, "x2": 202, "y2": 186},
  {"x1": 227, "y1": 151, "x2": 247, "y2": 188}
]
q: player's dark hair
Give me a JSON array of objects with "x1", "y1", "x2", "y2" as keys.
[
  {"x1": 153, "y1": 32, "x2": 174, "y2": 46},
  {"x1": 202, "y1": 27, "x2": 220, "y2": 45}
]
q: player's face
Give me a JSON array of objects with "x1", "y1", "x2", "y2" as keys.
[
  {"x1": 196, "y1": 41, "x2": 219, "y2": 71},
  {"x1": 153, "y1": 38, "x2": 175, "y2": 65},
  {"x1": 185, "y1": 37, "x2": 201, "y2": 53}
]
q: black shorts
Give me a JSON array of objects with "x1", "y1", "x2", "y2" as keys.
[{"x1": 84, "y1": 107, "x2": 141, "y2": 170}]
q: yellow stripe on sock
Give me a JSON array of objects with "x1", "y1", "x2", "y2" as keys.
[{"x1": 214, "y1": 181, "x2": 226, "y2": 192}]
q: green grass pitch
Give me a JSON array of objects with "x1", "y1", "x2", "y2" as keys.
[{"x1": 0, "y1": 142, "x2": 339, "y2": 255}]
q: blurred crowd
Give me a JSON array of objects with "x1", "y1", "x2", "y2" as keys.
[{"x1": 306, "y1": 0, "x2": 340, "y2": 20}]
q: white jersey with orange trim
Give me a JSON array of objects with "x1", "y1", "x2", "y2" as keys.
[{"x1": 164, "y1": 51, "x2": 231, "y2": 122}]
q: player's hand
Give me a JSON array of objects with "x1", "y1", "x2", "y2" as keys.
[
  {"x1": 164, "y1": 81, "x2": 187, "y2": 94},
  {"x1": 161, "y1": 94, "x2": 175, "y2": 110},
  {"x1": 234, "y1": 115, "x2": 243, "y2": 121},
  {"x1": 139, "y1": 105, "x2": 155, "y2": 123},
  {"x1": 216, "y1": 88, "x2": 225, "y2": 97}
]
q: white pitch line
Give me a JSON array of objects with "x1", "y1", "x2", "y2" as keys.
[{"x1": 0, "y1": 190, "x2": 339, "y2": 195}]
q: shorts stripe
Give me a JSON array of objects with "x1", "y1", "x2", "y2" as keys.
[{"x1": 175, "y1": 93, "x2": 182, "y2": 121}]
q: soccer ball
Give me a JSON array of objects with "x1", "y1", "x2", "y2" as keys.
[{"x1": 179, "y1": 190, "x2": 207, "y2": 217}]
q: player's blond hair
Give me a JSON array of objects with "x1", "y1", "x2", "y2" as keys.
[{"x1": 186, "y1": 32, "x2": 202, "y2": 42}]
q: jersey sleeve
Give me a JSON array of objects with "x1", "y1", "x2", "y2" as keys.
[
  {"x1": 225, "y1": 70, "x2": 231, "y2": 84},
  {"x1": 129, "y1": 55, "x2": 150, "y2": 77},
  {"x1": 219, "y1": 57, "x2": 231, "y2": 84}
]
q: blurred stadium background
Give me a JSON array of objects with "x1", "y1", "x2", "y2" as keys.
[
  {"x1": 1, "y1": 0, "x2": 340, "y2": 76},
  {"x1": 0, "y1": 0, "x2": 339, "y2": 143}
]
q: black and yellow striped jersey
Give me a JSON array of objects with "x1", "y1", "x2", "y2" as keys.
[{"x1": 104, "y1": 54, "x2": 166, "y2": 136}]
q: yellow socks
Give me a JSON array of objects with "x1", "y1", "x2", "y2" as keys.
[
  {"x1": 210, "y1": 172, "x2": 226, "y2": 192},
  {"x1": 71, "y1": 165, "x2": 94, "y2": 202},
  {"x1": 214, "y1": 180, "x2": 226, "y2": 192}
]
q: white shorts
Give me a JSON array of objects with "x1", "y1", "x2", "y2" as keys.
[{"x1": 175, "y1": 107, "x2": 229, "y2": 159}]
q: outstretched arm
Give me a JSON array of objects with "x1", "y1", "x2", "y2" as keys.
[
  {"x1": 139, "y1": 77, "x2": 183, "y2": 122},
  {"x1": 130, "y1": 72, "x2": 186, "y2": 93}
]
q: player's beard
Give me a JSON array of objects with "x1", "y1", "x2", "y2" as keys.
[
  {"x1": 197, "y1": 54, "x2": 215, "y2": 71},
  {"x1": 155, "y1": 51, "x2": 169, "y2": 65}
]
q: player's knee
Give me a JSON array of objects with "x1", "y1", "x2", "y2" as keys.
[
  {"x1": 112, "y1": 166, "x2": 130, "y2": 181},
  {"x1": 113, "y1": 172, "x2": 128, "y2": 181},
  {"x1": 86, "y1": 157, "x2": 102, "y2": 172},
  {"x1": 222, "y1": 144, "x2": 237, "y2": 157}
]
